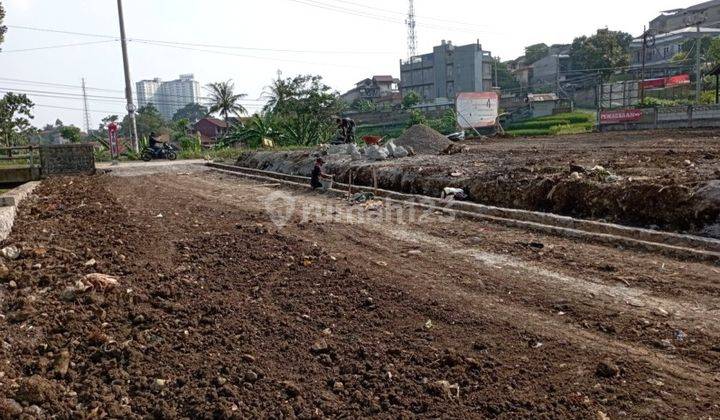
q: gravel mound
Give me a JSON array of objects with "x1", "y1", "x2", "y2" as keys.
[{"x1": 395, "y1": 124, "x2": 452, "y2": 155}]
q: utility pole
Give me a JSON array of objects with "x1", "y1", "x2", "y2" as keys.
[
  {"x1": 494, "y1": 56, "x2": 499, "y2": 88},
  {"x1": 116, "y1": 0, "x2": 138, "y2": 152},
  {"x1": 696, "y1": 23, "x2": 702, "y2": 102},
  {"x1": 555, "y1": 55, "x2": 560, "y2": 96},
  {"x1": 81, "y1": 78, "x2": 92, "y2": 133},
  {"x1": 640, "y1": 27, "x2": 649, "y2": 103},
  {"x1": 684, "y1": 13, "x2": 707, "y2": 103}
]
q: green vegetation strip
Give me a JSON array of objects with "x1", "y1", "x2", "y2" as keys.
[{"x1": 506, "y1": 112, "x2": 595, "y2": 137}]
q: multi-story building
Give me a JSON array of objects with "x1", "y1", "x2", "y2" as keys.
[
  {"x1": 650, "y1": 0, "x2": 720, "y2": 34},
  {"x1": 399, "y1": 40, "x2": 494, "y2": 106},
  {"x1": 530, "y1": 53, "x2": 571, "y2": 89},
  {"x1": 630, "y1": 27, "x2": 720, "y2": 68},
  {"x1": 136, "y1": 74, "x2": 200, "y2": 120},
  {"x1": 340, "y1": 75, "x2": 401, "y2": 107}
]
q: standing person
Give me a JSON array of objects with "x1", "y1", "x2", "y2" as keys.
[
  {"x1": 310, "y1": 157, "x2": 333, "y2": 191},
  {"x1": 344, "y1": 117, "x2": 356, "y2": 143}
]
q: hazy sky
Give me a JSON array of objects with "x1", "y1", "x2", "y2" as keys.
[{"x1": 0, "y1": 0, "x2": 705, "y2": 128}]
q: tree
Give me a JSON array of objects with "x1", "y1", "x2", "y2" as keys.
[
  {"x1": 225, "y1": 114, "x2": 280, "y2": 148},
  {"x1": 170, "y1": 118, "x2": 200, "y2": 152},
  {"x1": 672, "y1": 36, "x2": 720, "y2": 65},
  {"x1": 569, "y1": 29, "x2": 633, "y2": 76},
  {"x1": 0, "y1": 2, "x2": 6, "y2": 50},
  {"x1": 524, "y1": 43, "x2": 549, "y2": 65},
  {"x1": 406, "y1": 109, "x2": 426, "y2": 127},
  {"x1": 206, "y1": 81, "x2": 247, "y2": 124},
  {"x1": 172, "y1": 102, "x2": 208, "y2": 123},
  {"x1": 102, "y1": 115, "x2": 119, "y2": 126},
  {"x1": 427, "y1": 109, "x2": 458, "y2": 134},
  {"x1": 59, "y1": 125, "x2": 82, "y2": 143},
  {"x1": 121, "y1": 104, "x2": 166, "y2": 140},
  {"x1": 172, "y1": 118, "x2": 191, "y2": 139},
  {"x1": 281, "y1": 115, "x2": 332, "y2": 146},
  {"x1": 402, "y1": 91, "x2": 421, "y2": 109},
  {"x1": 493, "y1": 59, "x2": 521, "y2": 90},
  {"x1": 262, "y1": 74, "x2": 294, "y2": 115},
  {"x1": 352, "y1": 99, "x2": 377, "y2": 112},
  {"x1": 260, "y1": 74, "x2": 344, "y2": 146},
  {"x1": 263, "y1": 74, "x2": 343, "y2": 120},
  {"x1": 0, "y1": 93, "x2": 34, "y2": 147}
]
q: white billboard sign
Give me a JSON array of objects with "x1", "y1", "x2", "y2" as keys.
[{"x1": 456, "y1": 92, "x2": 499, "y2": 129}]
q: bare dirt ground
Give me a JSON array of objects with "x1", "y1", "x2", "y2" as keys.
[
  {"x1": 1, "y1": 163, "x2": 719, "y2": 418},
  {"x1": 239, "y1": 129, "x2": 720, "y2": 235}
]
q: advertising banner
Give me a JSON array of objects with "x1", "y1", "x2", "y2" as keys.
[
  {"x1": 600, "y1": 109, "x2": 643, "y2": 124},
  {"x1": 456, "y1": 92, "x2": 499, "y2": 128}
]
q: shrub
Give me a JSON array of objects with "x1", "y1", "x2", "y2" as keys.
[
  {"x1": 507, "y1": 120, "x2": 571, "y2": 130},
  {"x1": 549, "y1": 123, "x2": 594, "y2": 135},
  {"x1": 506, "y1": 128, "x2": 551, "y2": 137},
  {"x1": 535, "y1": 112, "x2": 594, "y2": 123}
]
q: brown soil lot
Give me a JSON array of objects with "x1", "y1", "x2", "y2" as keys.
[
  {"x1": 1, "y1": 167, "x2": 719, "y2": 418},
  {"x1": 239, "y1": 129, "x2": 720, "y2": 236}
]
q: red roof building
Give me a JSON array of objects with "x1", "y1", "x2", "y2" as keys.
[{"x1": 193, "y1": 118, "x2": 229, "y2": 146}]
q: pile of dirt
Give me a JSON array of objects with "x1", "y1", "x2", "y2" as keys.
[{"x1": 394, "y1": 124, "x2": 453, "y2": 155}]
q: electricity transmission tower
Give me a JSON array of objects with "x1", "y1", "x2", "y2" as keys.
[
  {"x1": 406, "y1": 0, "x2": 417, "y2": 58},
  {"x1": 81, "y1": 78, "x2": 92, "y2": 133}
]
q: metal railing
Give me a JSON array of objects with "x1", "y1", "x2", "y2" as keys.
[{"x1": 0, "y1": 145, "x2": 40, "y2": 167}]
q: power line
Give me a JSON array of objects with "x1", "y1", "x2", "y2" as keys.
[
  {"x1": 0, "y1": 39, "x2": 118, "y2": 53},
  {"x1": 0, "y1": 86, "x2": 267, "y2": 105},
  {"x1": 6, "y1": 25, "x2": 117, "y2": 39},
  {"x1": 33, "y1": 103, "x2": 125, "y2": 115},
  {"x1": 132, "y1": 40, "x2": 370, "y2": 70},
  {"x1": 283, "y1": 0, "x2": 496, "y2": 35},
  {"x1": 6, "y1": 24, "x2": 397, "y2": 55},
  {"x1": 0, "y1": 77, "x2": 126, "y2": 93},
  {"x1": 129, "y1": 39, "x2": 394, "y2": 55},
  {"x1": 330, "y1": 0, "x2": 495, "y2": 29}
]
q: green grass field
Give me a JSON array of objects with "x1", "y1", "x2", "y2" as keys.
[{"x1": 506, "y1": 112, "x2": 595, "y2": 138}]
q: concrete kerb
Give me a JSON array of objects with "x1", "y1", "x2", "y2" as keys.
[
  {"x1": 0, "y1": 181, "x2": 41, "y2": 241},
  {"x1": 207, "y1": 163, "x2": 720, "y2": 263}
]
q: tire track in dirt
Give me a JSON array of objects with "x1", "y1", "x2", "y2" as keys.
[{"x1": 160, "y1": 172, "x2": 720, "y2": 386}]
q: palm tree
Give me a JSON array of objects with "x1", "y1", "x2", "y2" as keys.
[
  {"x1": 261, "y1": 75, "x2": 291, "y2": 115},
  {"x1": 205, "y1": 80, "x2": 248, "y2": 125}
]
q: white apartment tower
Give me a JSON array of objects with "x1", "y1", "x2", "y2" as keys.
[{"x1": 136, "y1": 74, "x2": 200, "y2": 120}]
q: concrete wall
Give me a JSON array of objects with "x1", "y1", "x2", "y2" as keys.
[
  {"x1": 600, "y1": 104, "x2": 720, "y2": 131},
  {"x1": 0, "y1": 166, "x2": 41, "y2": 184},
  {"x1": 40, "y1": 144, "x2": 96, "y2": 176}
]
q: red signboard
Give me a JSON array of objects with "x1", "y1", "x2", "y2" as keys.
[
  {"x1": 666, "y1": 74, "x2": 690, "y2": 87},
  {"x1": 641, "y1": 78, "x2": 665, "y2": 90},
  {"x1": 108, "y1": 122, "x2": 119, "y2": 159},
  {"x1": 640, "y1": 74, "x2": 690, "y2": 90},
  {"x1": 600, "y1": 109, "x2": 643, "y2": 124}
]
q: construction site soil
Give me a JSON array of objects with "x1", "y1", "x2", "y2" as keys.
[
  {"x1": 1, "y1": 167, "x2": 719, "y2": 418},
  {"x1": 238, "y1": 129, "x2": 720, "y2": 237}
]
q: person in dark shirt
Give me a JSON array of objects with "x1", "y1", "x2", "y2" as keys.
[
  {"x1": 148, "y1": 132, "x2": 160, "y2": 151},
  {"x1": 310, "y1": 158, "x2": 331, "y2": 190}
]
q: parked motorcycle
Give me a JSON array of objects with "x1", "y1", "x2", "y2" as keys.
[{"x1": 141, "y1": 143, "x2": 178, "y2": 161}]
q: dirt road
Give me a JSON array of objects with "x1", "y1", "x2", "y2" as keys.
[{"x1": 1, "y1": 164, "x2": 719, "y2": 418}]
